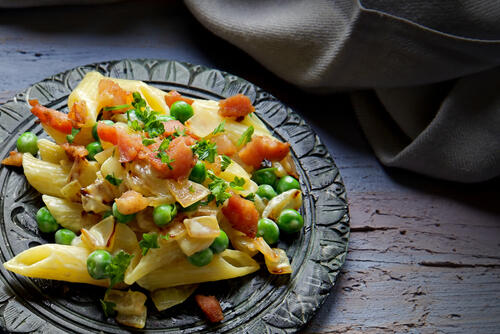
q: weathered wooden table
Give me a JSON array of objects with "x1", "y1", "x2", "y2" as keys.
[{"x1": 1, "y1": 1, "x2": 499, "y2": 333}]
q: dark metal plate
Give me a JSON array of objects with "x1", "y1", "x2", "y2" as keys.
[{"x1": 0, "y1": 59, "x2": 349, "y2": 333}]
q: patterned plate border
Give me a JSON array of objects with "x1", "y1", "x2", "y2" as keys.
[{"x1": 0, "y1": 59, "x2": 349, "y2": 333}]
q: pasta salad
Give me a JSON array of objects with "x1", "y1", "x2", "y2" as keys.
[{"x1": 1, "y1": 72, "x2": 303, "y2": 328}]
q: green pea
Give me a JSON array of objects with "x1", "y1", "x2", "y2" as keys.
[
  {"x1": 189, "y1": 161, "x2": 207, "y2": 184},
  {"x1": 55, "y1": 229, "x2": 76, "y2": 245},
  {"x1": 210, "y1": 230, "x2": 229, "y2": 254},
  {"x1": 257, "y1": 218, "x2": 280, "y2": 244},
  {"x1": 112, "y1": 202, "x2": 136, "y2": 223},
  {"x1": 256, "y1": 184, "x2": 277, "y2": 200},
  {"x1": 86, "y1": 249, "x2": 112, "y2": 280},
  {"x1": 86, "y1": 141, "x2": 103, "y2": 161},
  {"x1": 102, "y1": 210, "x2": 113, "y2": 219},
  {"x1": 17, "y1": 132, "x2": 38, "y2": 155},
  {"x1": 277, "y1": 209, "x2": 304, "y2": 233},
  {"x1": 170, "y1": 101, "x2": 194, "y2": 124},
  {"x1": 36, "y1": 206, "x2": 59, "y2": 233},
  {"x1": 276, "y1": 175, "x2": 300, "y2": 194},
  {"x1": 252, "y1": 168, "x2": 277, "y2": 186},
  {"x1": 153, "y1": 204, "x2": 177, "y2": 226},
  {"x1": 187, "y1": 248, "x2": 213, "y2": 267},
  {"x1": 92, "y1": 120, "x2": 114, "y2": 141},
  {"x1": 157, "y1": 114, "x2": 175, "y2": 122}
]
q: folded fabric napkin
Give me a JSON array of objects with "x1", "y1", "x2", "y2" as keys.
[{"x1": 185, "y1": 0, "x2": 500, "y2": 182}]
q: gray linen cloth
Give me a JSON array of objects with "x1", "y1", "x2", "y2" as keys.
[{"x1": 184, "y1": 0, "x2": 500, "y2": 182}]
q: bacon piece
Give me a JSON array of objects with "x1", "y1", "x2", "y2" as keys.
[
  {"x1": 194, "y1": 295, "x2": 224, "y2": 323},
  {"x1": 221, "y1": 195, "x2": 259, "y2": 238},
  {"x1": 29, "y1": 99, "x2": 73, "y2": 134},
  {"x1": 68, "y1": 101, "x2": 88, "y2": 128},
  {"x1": 219, "y1": 94, "x2": 254, "y2": 119},
  {"x1": 98, "y1": 79, "x2": 133, "y2": 113},
  {"x1": 165, "y1": 90, "x2": 194, "y2": 107},
  {"x1": 239, "y1": 136, "x2": 290, "y2": 168},
  {"x1": 61, "y1": 143, "x2": 88, "y2": 160},
  {"x1": 115, "y1": 190, "x2": 148, "y2": 215},
  {"x1": 96, "y1": 123, "x2": 144, "y2": 162},
  {"x1": 162, "y1": 120, "x2": 186, "y2": 137},
  {"x1": 147, "y1": 136, "x2": 196, "y2": 180},
  {"x1": 213, "y1": 134, "x2": 236, "y2": 156},
  {"x1": 1, "y1": 151, "x2": 23, "y2": 166}
]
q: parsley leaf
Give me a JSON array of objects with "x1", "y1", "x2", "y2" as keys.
[
  {"x1": 207, "y1": 171, "x2": 231, "y2": 205},
  {"x1": 142, "y1": 137, "x2": 156, "y2": 146},
  {"x1": 220, "y1": 155, "x2": 231, "y2": 171},
  {"x1": 106, "y1": 250, "x2": 133, "y2": 289},
  {"x1": 212, "y1": 121, "x2": 225, "y2": 135},
  {"x1": 105, "y1": 174, "x2": 123, "y2": 186},
  {"x1": 189, "y1": 185, "x2": 195, "y2": 193},
  {"x1": 230, "y1": 176, "x2": 246, "y2": 190},
  {"x1": 128, "y1": 92, "x2": 165, "y2": 137},
  {"x1": 244, "y1": 193, "x2": 256, "y2": 201},
  {"x1": 158, "y1": 138, "x2": 171, "y2": 152},
  {"x1": 237, "y1": 126, "x2": 254, "y2": 146},
  {"x1": 192, "y1": 139, "x2": 217, "y2": 163},
  {"x1": 103, "y1": 104, "x2": 131, "y2": 112},
  {"x1": 139, "y1": 232, "x2": 160, "y2": 256},
  {"x1": 173, "y1": 128, "x2": 186, "y2": 137},
  {"x1": 66, "y1": 128, "x2": 80, "y2": 144},
  {"x1": 100, "y1": 299, "x2": 116, "y2": 318},
  {"x1": 156, "y1": 138, "x2": 175, "y2": 169}
]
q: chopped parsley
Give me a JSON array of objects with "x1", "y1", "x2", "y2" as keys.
[
  {"x1": 102, "y1": 104, "x2": 131, "y2": 112},
  {"x1": 207, "y1": 170, "x2": 231, "y2": 205},
  {"x1": 192, "y1": 139, "x2": 217, "y2": 163},
  {"x1": 237, "y1": 125, "x2": 254, "y2": 146},
  {"x1": 220, "y1": 155, "x2": 231, "y2": 171},
  {"x1": 105, "y1": 174, "x2": 123, "y2": 186},
  {"x1": 212, "y1": 121, "x2": 225, "y2": 135},
  {"x1": 230, "y1": 176, "x2": 246, "y2": 190},
  {"x1": 173, "y1": 128, "x2": 187, "y2": 137},
  {"x1": 156, "y1": 138, "x2": 175, "y2": 169},
  {"x1": 127, "y1": 92, "x2": 165, "y2": 137},
  {"x1": 139, "y1": 232, "x2": 160, "y2": 256},
  {"x1": 244, "y1": 193, "x2": 256, "y2": 201},
  {"x1": 142, "y1": 137, "x2": 156, "y2": 146},
  {"x1": 107, "y1": 250, "x2": 134, "y2": 290},
  {"x1": 66, "y1": 128, "x2": 80, "y2": 144},
  {"x1": 100, "y1": 299, "x2": 116, "y2": 318},
  {"x1": 189, "y1": 185, "x2": 195, "y2": 193}
]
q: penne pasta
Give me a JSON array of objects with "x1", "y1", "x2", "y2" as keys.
[
  {"x1": 23, "y1": 153, "x2": 69, "y2": 198},
  {"x1": 42, "y1": 195, "x2": 99, "y2": 232},
  {"x1": 37, "y1": 138, "x2": 68, "y2": 164},
  {"x1": 137, "y1": 249, "x2": 260, "y2": 291}
]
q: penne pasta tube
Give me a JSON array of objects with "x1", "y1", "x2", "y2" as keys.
[
  {"x1": 37, "y1": 138, "x2": 68, "y2": 164},
  {"x1": 23, "y1": 153, "x2": 69, "y2": 198},
  {"x1": 3, "y1": 244, "x2": 108, "y2": 287},
  {"x1": 137, "y1": 249, "x2": 259, "y2": 291},
  {"x1": 42, "y1": 195, "x2": 99, "y2": 232}
]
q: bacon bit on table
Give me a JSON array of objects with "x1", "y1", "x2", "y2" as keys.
[
  {"x1": 96, "y1": 122, "x2": 144, "y2": 162},
  {"x1": 61, "y1": 143, "x2": 88, "y2": 160},
  {"x1": 115, "y1": 190, "x2": 149, "y2": 215},
  {"x1": 29, "y1": 99, "x2": 73, "y2": 134},
  {"x1": 68, "y1": 100, "x2": 88, "y2": 128},
  {"x1": 1, "y1": 151, "x2": 23, "y2": 166},
  {"x1": 221, "y1": 194, "x2": 259, "y2": 238},
  {"x1": 194, "y1": 295, "x2": 224, "y2": 323},
  {"x1": 147, "y1": 136, "x2": 196, "y2": 180},
  {"x1": 239, "y1": 135, "x2": 290, "y2": 168},
  {"x1": 165, "y1": 90, "x2": 194, "y2": 107},
  {"x1": 212, "y1": 134, "x2": 237, "y2": 156},
  {"x1": 98, "y1": 79, "x2": 133, "y2": 113},
  {"x1": 218, "y1": 94, "x2": 255, "y2": 119}
]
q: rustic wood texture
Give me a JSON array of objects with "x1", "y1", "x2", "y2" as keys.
[{"x1": 0, "y1": 1, "x2": 499, "y2": 333}]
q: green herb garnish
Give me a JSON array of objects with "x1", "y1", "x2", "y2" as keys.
[
  {"x1": 105, "y1": 174, "x2": 123, "y2": 186},
  {"x1": 212, "y1": 121, "x2": 225, "y2": 135},
  {"x1": 102, "y1": 104, "x2": 131, "y2": 112},
  {"x1": 230, "y1": 176, "x2": 246, "y2": 190},
  {"x1": 237, "y1": 125, "x2": 254, "y2": 146},
  {"x1": 191, "y1": 139, "x2": 217, "y2": 163},
  {"x1": 207, "y1": 170, "x2": 231, "y2": 205},
  {"x1": 107, "y1": 250, "x2": 133, "y2": 290},
  {"x1": 100, "y1": 299, "x2": 116, "y2": 317},
  {"x1": 139, "y1": 232, "x2": 160, "y2": 256},
  {"x1": 220, "y1": 155, "x2": 231, "y2": 171},
  {"x1": 66, "y1": 128, "x2": 80, "y2": 144}
]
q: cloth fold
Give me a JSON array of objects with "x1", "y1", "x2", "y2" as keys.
[{"x1": 185, "y1": 0, "x2": 500, "y2": 182}]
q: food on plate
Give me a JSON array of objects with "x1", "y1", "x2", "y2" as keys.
[{"x1": 1, "y1": 72, "x2": 303, "y2": 328}]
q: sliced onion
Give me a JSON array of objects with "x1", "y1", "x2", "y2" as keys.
[
  {"x1": 262, "y1": 189, "x2": 302, "y2": 220},
  {"x1": 166, "y1": 179, "x2": 210, "y2": 208},
  {"x1": 184, "y1": 216, "x2": 220, "y2": 238},
  {"x1": 104, "y1": 289, "x2": 147, "y2": 329},
  {"x1": 151, "y1": 285, "x2": 198, "y2": 311},
  {"x1": 176, "y1": 233, "x2": 215, "y2": 256},
  {"x1": 264, "y1": 248, "x2": 292, "y2": 275},
  {"x1": 80, "y1": 216, "x2": 116, "y2": 251}
]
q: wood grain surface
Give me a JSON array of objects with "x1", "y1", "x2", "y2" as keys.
[{"x1": 0, "y1": 1, "x2": 499, "y2": 333}]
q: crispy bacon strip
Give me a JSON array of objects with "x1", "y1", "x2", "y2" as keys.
[
  {"x1": 68, "y1": 101, "x2": 88, "y2": 128},
  {"x1": 147, "y1": 136, "x2": 196, "y2": 180},
  {"x1": 221, "y1": 195, "x2": 259, "y2": 238},
  {"x1": 194, "y1": 295, "x2": 224, "y2": 323},
  {"x1": 165, "y1": 90, "x2": 194, "y2": 107},
  {"x1": 1, "y1": 151, "x2": 23, "y2": 166},
  {"x1": 239, "y1": 135, "x2": 290, "y2": 168},
  {"x1": 115, "y1": 190, "x2": 148, "y2": 215},
  {"x1": 61, "y1": 143, "x2": 88, "y2": 160},
  {"x1": 96, "y1": 122, "x2": 144, "y2": 162},
  {"x1": 29, "y1": 99, "x2": 73, "y2": 134},
  {"x1": 98, "y1": 79, "x2": 133, "y2": 113},
  {"x1": 219, "y1": 94, "x2": 255, "y2": 119}
]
